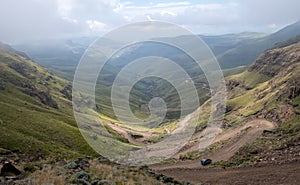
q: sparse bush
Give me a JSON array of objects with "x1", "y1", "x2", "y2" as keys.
[{"x1": 24, "y1": 164, "x2": 36, "y2": 173}]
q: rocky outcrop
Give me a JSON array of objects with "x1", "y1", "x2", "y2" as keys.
[
  {"x1": 260, "y1": 104, "x2": 295, "y2": 123},
  {"x1": 226, "y1": 79, "x2": 243, "y2": 90},
  {"x1": 60, "y1": 83, "x2": 72, "y2": 100},
  {"x1": 248, "y1": 42, "x2": 300, "y2": 77},
  {"x1": 22, "y1": 84, "x2": 58, "y2": 109},
  {"x1": 8, "y1": 62, "x2": 36, "y2": 79}
]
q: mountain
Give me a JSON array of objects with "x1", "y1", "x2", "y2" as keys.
[
  {"x1": 14, "y1": 37, "x2": 96, "y2": 80},
  {"x1": 14, "y1": 21, "x2": 300, "y2": 79},
  {"x1": 13, "y1": 21, "x2": 299, "y2": 121},
  {"x1": 0, "y1": 42, "x2": 170, "y2": 185},
  {"x1": 14, "y1": 32, "x2": 266, "y2": 80},
  {"x1": 218, "y1": 21, "x2": 300, "y2": 68},
  {"x1": 11, "y1": 21, "x2": 300, "y2": 130},
  {"x1": 226, "y1": 36, "x2": 300, "y2": 124},
  {"x1": 0, "y1": 42, "x2": 96, "y2": 160},
  {"x1": 201, "y1": 32, "x2": 267, "y2": 56},
  {"x1": 178, "y1": 35, "x2": 300, "y2": 166},
  {"x1": 215, "y1": 35, "x2": 300, "y2": 167}
]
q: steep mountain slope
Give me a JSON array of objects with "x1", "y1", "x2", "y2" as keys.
[
  {"x1": 226, "y1": 37, "x2": 300, "y2": 125},
  {"x1": 0, "y1": 42, "x2": 96, "y2": 159},
  {"x1": 223, "y1": 37, "x2": 300, "y2": 166},
  {"x1": 201, "y1": 36, "x2": 300, "y2": 162},
  {"x1": 0, "y1": 42, "x2": 168, "y2": 185}
]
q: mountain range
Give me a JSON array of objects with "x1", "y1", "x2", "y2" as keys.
[{"x1": 0, "y1": 21, "x2": 299, "y2": 184}]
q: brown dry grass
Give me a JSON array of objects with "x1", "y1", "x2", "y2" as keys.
[
  {"x1": 26, "y1": 159, "x2": 163, "y2": 185},
  {"x1": 30, "y1": 166, "x2": 66, "y2": 185}
]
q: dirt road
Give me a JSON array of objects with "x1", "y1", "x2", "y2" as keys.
[
  {"x1": 149, "y1": 119, "x2": 299, "y2": 185},
  {"x1": 156, "y1": 162, "x2": 300, "y2": 185},
  {"x1": 105, "y1": 121, "x2": 157, "y2": 145},
  {"x1": 174, "y1": 119, "x2": 276, "y2": 159},
  {"x1": 152, "y1": 119, "x2": 276, "y2": 170}
]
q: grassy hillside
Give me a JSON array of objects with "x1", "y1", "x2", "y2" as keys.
[
  {"x1": 0, "y1": 42, "x2": 97, "y2": 160},
  {"x1": 225, "y1": 39, "x2": 300, "y2": 124}
]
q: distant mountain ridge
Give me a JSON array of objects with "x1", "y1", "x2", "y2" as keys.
[
  {"x1": 11, "y1": 21, "x2": 300, "y2": 121},
  {"x1": 217, "y1": 20, "x2": 300, "y2": 68},
  {"x1": 14, "y1": 21, "x2": 300, "y2": 81}
]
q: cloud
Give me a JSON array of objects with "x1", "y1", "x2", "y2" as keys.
[
  {"x1": 0, "y1": 0, "x2": 86, "y2": 43},
  {"x1": 57, "y1": 0, "x2": 123, "y2": 24},
  {"x1": 0, "y1": 0, "x2": 299, "y2": 43},
  {"x1": 86, "y1": 20, "x2": 108, "y2": 31},
  {"x1": 117, "y1": 1, "x2": 240, "y2": 34}
]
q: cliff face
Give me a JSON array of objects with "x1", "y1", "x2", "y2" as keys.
[
  {"x1": 248, "y1": 42, "x2": 300, "y2": 78},
  {"x1": 225, "y1": 38, "x2": 300, "y2": 125},
  {"x1": 251, "y1": 42, "x2": 300, "y2": 123}
]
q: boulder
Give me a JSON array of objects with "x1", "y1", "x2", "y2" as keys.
[
  {"x1": 76, "y1": 170, "x2": 90, "y2": 181},
  {"x1": 0, "y1": 162, "x2": 21, "y2": 177},
  {"x1": 65, "y1": 158, "x2": 90, "y2": 169}
]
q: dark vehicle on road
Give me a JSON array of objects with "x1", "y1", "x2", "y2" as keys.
[{"x1": 201, "y1": 159, "x2": 212, "y2": 166}]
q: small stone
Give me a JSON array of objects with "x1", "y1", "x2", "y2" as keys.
[
  {"x1": 13, "y1": 178, "x2": 33, "y2": 185},
  {"x1": 76, "y1": 170, "x2": 90, "y2": 181},
  {"x1": 75, "y1": 158, "x2": 90, "y2": 168},
  {"x1": 64, "y1": 161, "x2": 78, "y2": 169},
  {"x1": 77, "y1": 179, "x2": 91, "y2": 185}
]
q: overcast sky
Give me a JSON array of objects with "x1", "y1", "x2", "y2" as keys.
[{"x1": 1, "y1": 0, "x2": 300, "y2": 44}]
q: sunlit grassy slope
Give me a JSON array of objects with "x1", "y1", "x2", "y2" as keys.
[{"x1": 0, "y1": 43, "x2": 97, "y2": 159}]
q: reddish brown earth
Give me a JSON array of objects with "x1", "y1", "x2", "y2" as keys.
[
  {"x1": 149, "y1": 119, "x2": 300, "y2": 184},
  {"x1": 155, "y1": 162, "x2": 300, "y2": 185}
]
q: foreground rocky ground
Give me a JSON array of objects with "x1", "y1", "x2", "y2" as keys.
[
  {"x1": 0, "y1": 156, "x2": 196, "y2": 185},
  {"x1": 0, "y1": 157, "x2": 158, "y2": 185}
]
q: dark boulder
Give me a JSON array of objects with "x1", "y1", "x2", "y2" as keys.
[
  {"x1": 0, "y1": 162, "x2": 21, "y2": 176},
  {"x1": 65, "y1": 158, "x2": 90, "y2": 170}
]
